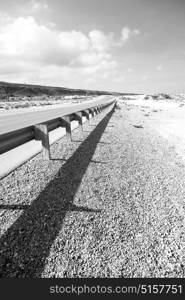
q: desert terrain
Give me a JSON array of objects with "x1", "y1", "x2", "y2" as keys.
[{"x1": 0, "y1": 94, "x2": 185, "y2": 277}]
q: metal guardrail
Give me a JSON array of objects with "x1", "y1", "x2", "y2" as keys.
[{"x1": 0, "y1": 98, "x2": 116, "y2": 179}]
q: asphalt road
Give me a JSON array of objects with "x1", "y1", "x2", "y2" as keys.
[{"x1": 0, "y1": 96, "x2": 114, "y2": 135}]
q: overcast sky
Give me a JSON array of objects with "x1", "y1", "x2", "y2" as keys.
[{"x1": 0, "y1": 0, "x2": 185, "y2": 93}]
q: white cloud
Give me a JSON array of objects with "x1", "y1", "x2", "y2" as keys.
[
  {"x1": 47, "y1": 22, "x2": 56, "y2": 29},
  {"x1": 29, "y1": 0, "x2": 49, "y2": 12},
  {"x1": 127, "y1": 68, "x2": 133, "y2": 73},
  {"x1": 133, "y1": 29, "x2": 140, "y2": 35},
  {"x1": 141, "y1": 75, "x2": 148, "y2": 81},
  {"x1": 157, "y1": 64, "x2": 163, "y2": 71},
  {"x1": 0, "y1": 14, "x2": 118, "y2": 87},
  {"x1": 89, "y1": 30, "x2": 114, "y2": 52},
  {"x1": 121, "y1": 26, "x2": 140, "y2": 42},
  {"x1": 0, "y1": 12, "x2": 140, "y2": 88},
  {"x1": 114, "y1": 76, "x2": 125, "y2": 83},
  {"x1": 0, "y1": 11, "x2": 12, "y2": 26},
  {"x1": 121, "y1": 27, "x2": 130, "y2": 41},
  {"x1": 0, "y1": 16, "x2": 91, "y2": 65}
]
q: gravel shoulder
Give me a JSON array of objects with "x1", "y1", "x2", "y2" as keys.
[{"x1": 0, "y1": 103, "x2": 185, "y2": 278}]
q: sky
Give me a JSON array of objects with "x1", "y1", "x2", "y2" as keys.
[{"x1": 0, "y1": 0, "x2": 185, "y2": 93}]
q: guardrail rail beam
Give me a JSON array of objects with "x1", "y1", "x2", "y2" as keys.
[{"x1": 0, "y1": 98, "x2": 116, "y2": 179}]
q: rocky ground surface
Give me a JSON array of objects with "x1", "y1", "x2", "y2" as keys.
[{"x1": 0, "y1": 102, "x2": 185, "y2": 277}]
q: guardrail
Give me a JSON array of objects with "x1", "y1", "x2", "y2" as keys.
[{"x1": 0, "y1": 97, "x2": 116, "y2": 179}]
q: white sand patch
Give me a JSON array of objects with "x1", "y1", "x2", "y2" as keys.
[
  {"x1": 123, "y1": 95, "x2": 180, "y2": 110},
  {"x1": 122, "y1": 95, "x2": 185, "y2": 162},
  {"x1": 154, "y1": 110, "x2": 185, "y2": 161}
]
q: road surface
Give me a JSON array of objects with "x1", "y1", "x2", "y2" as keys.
[{"x1": 0, "y1": 96, "x2": 113, "y2": 135}]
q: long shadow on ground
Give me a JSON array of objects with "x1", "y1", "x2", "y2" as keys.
[{"x1": 0, "y1": 107, "x2": 114, "y2": 278}]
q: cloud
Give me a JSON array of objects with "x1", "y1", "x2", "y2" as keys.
[
  {"x1": 0, "y1": 11, "x2": 12, "y2": 26},
  {"x1": 141, "y1": 75, "x2": 148, "y2": 81},
  {"x1": 89, "y1": 30, "x2": 114, "y2": 52},
  {"x1": 29, "y1": 0, "x2": 49, "y2": 12},
  {"x1": 157, "y1": 64, "x2": 163, "y2": 71},
  {"x1": 121, "y1": 26, "x2": 140, "y2": 42},
  {"x1": 0, "y1": 16, "x2": 90, "y2": 65},
  {"x1": 0, "y1": 13, "x2": 140, "y2": 88},
  {"x1": 127, "y1": 68, "x2": 133, "y2": 73},
  {"x1": 0, "y1": 15, "x2": 117, "y2": 86},
  {"x1": 114, "y1": 76, "x2": 125, "y2": 83}
]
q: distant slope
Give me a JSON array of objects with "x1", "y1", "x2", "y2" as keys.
[{"x1": 0, "y1": 81, "x2": 116, "y2": 98}]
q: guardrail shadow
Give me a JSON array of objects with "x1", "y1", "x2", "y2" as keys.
[{"x1": 0, "y1": 107, "x2": 115, "y2": 278}]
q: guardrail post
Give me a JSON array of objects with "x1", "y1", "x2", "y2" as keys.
[
  {"x1": 94, "y1": 107, "x2": 99, "y2": 115},
  {"x1": 61, "y1": 116, "x2": 72, "y2": 141},
  {"x1": 82, "y1": 110, "x2": 90, "y2": 124},
  {"x1": 93, "y1": 107, "x2": 97, "y2": 115},
  {"x1": 74, "y1": 112, "x2": 83, "y2": 131},
  {"x1": 88, "y1": 108, "x2": 94, "y2": 118},
  {"x1": 88, "y1": 108, "x2": 94, "y2": 124},
  {"x1": 34, "y1": 124, "x2": 50, "y2": 159}
]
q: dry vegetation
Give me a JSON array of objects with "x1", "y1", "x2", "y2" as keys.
[
  {"x1": 143, "y1": 93, "x2": 185, "y2": 103},
  {"x1": 0, "y1": 95, "x2": 93, "y2": 112},
  {"x1": 0, "y1": 81, "x2": 117, "y2": 112}
]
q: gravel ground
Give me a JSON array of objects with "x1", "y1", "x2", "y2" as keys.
[{"x1": 0, "y1": 102, "x2": 185, "y2": 278}]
